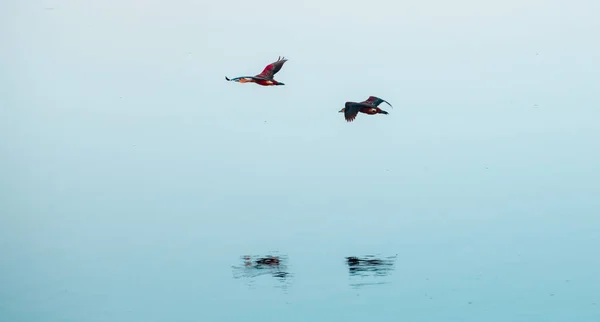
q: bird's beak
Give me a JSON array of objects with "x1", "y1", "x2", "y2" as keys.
[{"x1": 278, "y1": 82, "x2": 285, "y2": 86}]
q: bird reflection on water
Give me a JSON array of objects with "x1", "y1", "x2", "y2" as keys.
[
  {"x1": 232, "y1": 253, "x2": 292, "y2": 291},
  {"x1": 345, "y1": 255, "x2": 397, "y2": 288}
]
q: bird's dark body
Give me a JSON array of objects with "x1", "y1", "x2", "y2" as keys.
[{"x1": 340, "y1": 96, "x2": 392, "y2": 122}]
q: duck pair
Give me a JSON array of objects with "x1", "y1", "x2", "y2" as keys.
[{"x1": 225, "y1": 57, "x2": 393, "y2": 123}]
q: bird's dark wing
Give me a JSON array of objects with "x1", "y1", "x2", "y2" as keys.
[
  {"x1": 344, "y1": 102, "x2": 362, "y2": 122},
  {"x1": 255, "y1": 56, "x2": 288, "y2": 79},
  {"x1": 362, "y1": 96, "x2": 392, "y2": 108}
]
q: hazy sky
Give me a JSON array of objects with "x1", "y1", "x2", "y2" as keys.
[{"x1": 2, "y1": 1, "x2": 600, "y2": 321}]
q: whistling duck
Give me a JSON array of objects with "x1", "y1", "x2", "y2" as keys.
[
  {"x1": 225, "y1": 56, "x2": 288, "y2": 86},
  {"x1": 339, "y1": 96, "x2": 392, "y2": 122}
]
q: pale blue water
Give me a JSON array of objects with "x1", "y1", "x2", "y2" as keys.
[{"x1": 2, "y1": 1, "x2": 600, "y2": 321}]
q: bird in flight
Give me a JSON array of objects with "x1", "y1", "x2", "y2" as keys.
[
  {"x1": 225, "y1": 56, "x2": 288, "y2": 86},
  {"x1": 339, "y1": 96, "x2": 393, "y2": 122}
]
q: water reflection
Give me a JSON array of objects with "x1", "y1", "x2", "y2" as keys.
[
  {"x1": 345, "y1": 254, "x2": 397, "y2": 288},
  {"x1": 232, "y1": 253, "x2": 292, "y2": 291}
]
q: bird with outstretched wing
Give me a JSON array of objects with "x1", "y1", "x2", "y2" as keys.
[
  {"x1": 225, "y1": 56, "x2": 288, "y2": 86},
  {"x1": 339, "y1": 96, "x2": 392, "y2": 122}
]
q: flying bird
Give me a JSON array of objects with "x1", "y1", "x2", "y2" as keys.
[
  {"x1": 339, "y1": 96, "x2": 393, "y2": 122},
  {"x1": 225, "y1": 56, "x2": 288, "y2": 86}
]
